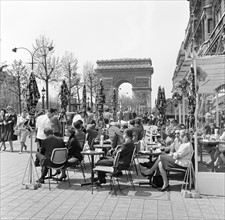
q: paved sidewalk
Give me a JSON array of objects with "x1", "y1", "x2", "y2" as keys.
[{"x1": 0, "y1": 139, "x2": 224, "y2": 220}]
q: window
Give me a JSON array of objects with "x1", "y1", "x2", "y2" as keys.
[{"x1": 208, "y1": 18, "x2": 213, "y2": 34}]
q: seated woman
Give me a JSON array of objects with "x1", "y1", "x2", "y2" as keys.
[
  {"x1": 54, "y1": 126, "x2": 82, "y2": 181},
  {"x1": 141, "y1": 132, "x2": 193, "y2": 191},
  {"x1": 214, "y1": 130, "x2": 225, "y2": 168}
]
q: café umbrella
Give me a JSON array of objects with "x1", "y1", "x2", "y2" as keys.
[
  {"x1": 98, "y1": 80, "x2": 105, "y2": 120},
  {"x1": 22, "y1": 72, "x2": 40, "y2": 189},
  {"x1": 112, "y1": 88, "x2": 117, "y2": 121},
  {"x1": 59, "y1": 80, "x2": 69, "y2": 136},
  {"x1": 82, "y1": 84, "x2": 87, "y2": 121},
  {"x1": 26, "y1": 72, "x2": 40, "y2": 116}
]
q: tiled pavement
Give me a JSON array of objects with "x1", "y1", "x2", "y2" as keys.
[{"x1": 0, "y1": 138, "x2": 224, "y2": 220}]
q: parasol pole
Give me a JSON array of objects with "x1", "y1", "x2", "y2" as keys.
[
  {"x1": 22, "y1": 73, "x2": 41, "y2": 190},
  {"x1": 193, "y1": 52, "x2": 199, "y2": 193}
]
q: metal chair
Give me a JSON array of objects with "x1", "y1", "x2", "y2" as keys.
[
  {"x1": 166, "y1": 152, "x2": 195, "y2": 186},
  {"x1": 47, "y1": 148, "x2": 70, "y2": 190},
  {"x1": 93, "y1": 150, "x2": 121, "y2": 195},
  {"x1": 121, "y1": 146, "x2": 136, "y2": 190}
]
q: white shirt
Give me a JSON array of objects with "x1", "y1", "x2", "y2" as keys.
[
  {"x1": 72, "y1": 114, "x2": 84, "y2": 124},
  {"x1": 173, "y1": 142, "x2": 193, "y2": 167},
  {"x1": 36, "y1": 114, "x2": 52, "y2": 140}
]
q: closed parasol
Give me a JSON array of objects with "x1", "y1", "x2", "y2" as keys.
[
  {"x1": 82, "y1": 84, "x2": 87, "y2": 117},
  {"x1": 59, "y1": 80, "x2": 69, "y2": 136},
  {"x1": 22, "y1": 72, "x2": 40, "y2": 189},
  {"x1": 97, "y1": 79, "x2": 105, "y2": 120},
  {"x1": 112, "y1": 88, "x2": 117, "y2": 121},
  {"x1": 26, "y1": 72, "x2": 40, "y2": 117},
  {"x1": 60, "y1": 80, "x2": 69, "y2": 112}
]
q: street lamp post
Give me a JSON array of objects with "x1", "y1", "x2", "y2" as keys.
[
  {"x1": 12, "y1": 46, "x2": 53, "y2": 71},
  {"x1": 42, "y1": 87, "x2": 46, "y2": 110},
  {"x1": 12, "y1": 46, "x2": 54, "y2": 109}
]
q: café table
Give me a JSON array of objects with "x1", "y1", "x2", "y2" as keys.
[
  {"x1": 93, "y1": 144, "x2": 112, "y2": 156},
  {"x1": 81, "y1": 150, "x2": 104, "y2": 194},
  {"x1": 199, "y1": 139, "x2": 219, "y2": 172}
]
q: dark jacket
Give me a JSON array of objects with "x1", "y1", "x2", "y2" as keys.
[
  {"x1": 41, "y1": 135, "x2": 65, "y2": 159},
  {"x1": 66, "y1": 135, "x2": 83, "y2": 162},
  {"x1": 118, "y1": 138, "x2": 135, "y2": 169},
  {"x1": 108, "y1": 125, "x2": 123, "y2": 148}
]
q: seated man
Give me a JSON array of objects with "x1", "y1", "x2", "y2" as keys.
[
  {"x1": 36, "y1": 127, "x2": 65, "y2": 183},
  {"x1": 73, "y1": 121, "x2": 86, "y2": 143},
  {"x1": 108, "y1": 122, "x2": 123, "y2": 149},
  {"x1": 95, "y1": 128, "x2": 135, "y2": 184}
]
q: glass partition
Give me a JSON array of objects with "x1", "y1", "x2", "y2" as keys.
[{"x1": 197, "y1": 90, "x2": 225, "y2": 173}]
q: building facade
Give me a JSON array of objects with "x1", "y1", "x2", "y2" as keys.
[{"x1": 172, "y1": 0, "x2": 225, "y2": 197}]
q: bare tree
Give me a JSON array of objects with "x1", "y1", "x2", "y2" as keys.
[
  {"x1": 33, "y1": 35, "x2": 60, "y2": 109},
  {"x1": 60, "y1": 51, "x2": 82, "y2": 111},
  {"x1": 83, "y1": 61, "x2": 99, "y2": 108},
  {"x1": 7, "y1": 60, "x2": 29, "y2": 114}
]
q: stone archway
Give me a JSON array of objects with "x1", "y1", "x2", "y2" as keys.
[{"x1": 95, "y1": 58, "x2": 154, "y2": 111}]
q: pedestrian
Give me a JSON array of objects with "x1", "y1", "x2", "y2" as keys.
[
  {"x1": 4, "y1": 106, "x2": 17, "y2": 152},
  {"x1": 16, "y1": 109, "x2": 29, "y2": 153},
  {"x1": 0, "y1": 108, "x2": 7, "y2": 151},
  {"x1": 50, "y1": 109, "x2": 62, "y2": 137}
]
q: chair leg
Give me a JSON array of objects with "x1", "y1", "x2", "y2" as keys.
[
  {"x1": 136, "y1": 157, "x2": 142, "y2": 172},
  {"x1": 133, "y1": 159, "x2": 139, "y2": 176},
  {"x1": 111, "y1": 176, "x2": 117, "y2": 196},
  {"x1": 48, "y1": 169, "x2": 51, "y2": 190},
  {"x1": 66, "y1": 169, "x2": 71, "y2": 187},
  {"x1": 80, "y1": 162, "x2": 86, "y2": 182},
  {"x1": 128, "y1": 170, "x2": 135, "y2": 190}
]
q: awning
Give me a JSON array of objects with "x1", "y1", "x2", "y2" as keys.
[
  {"x1": 197, "y1": 55, "x2": 225, "y2": 94},
  {"x1": 172, "y1": 59, "x2": 192, "y2": 91}
]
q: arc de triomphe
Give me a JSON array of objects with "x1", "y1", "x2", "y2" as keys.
[{"x1": 95, "y1": 58, "x2": 154, "y2": 111}]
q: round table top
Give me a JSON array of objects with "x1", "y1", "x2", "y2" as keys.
[
  {"x1": 93, "y1": 144, "x2": 112, "y2": 148},
  {"x1": 81, "y1": 150, "x2": 104, "y2": 155},
  {"x1": 138, "y1": 150, "x2": 162, "y2": 156},
  {"x1": 146, "y1": 143, "x2": 157, "y2": 146},
  {"x1": 199, "y1": 139, "x2": 219, "y2": 145}
]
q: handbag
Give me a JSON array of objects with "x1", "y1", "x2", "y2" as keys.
[{"x1": 151, "y1": 174, "x2": 163, "y2": 188}]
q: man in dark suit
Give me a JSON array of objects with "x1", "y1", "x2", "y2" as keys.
[
  {"x1": 108, "y1": 122, "x2": 123, "y2": 149},
  {"x1": 36, "y1": 127, "x2": 65, "y2": 183},
  {"x1": 95, "y1": 128, "x2": 135, "y2": 184}
]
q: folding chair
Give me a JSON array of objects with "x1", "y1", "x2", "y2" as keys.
[
  {"x1": 166, "y1": 152, "x2": 194, "y2": 186},
  {"x1": 47, "y1": 148, "x2": 70, "y2": 190},
  {"x1": 93, "y1": 150, "x2": 121, "y2": 195},
  {"x1": 122, "y1": 146, "x2": 136, "y2": 190}
]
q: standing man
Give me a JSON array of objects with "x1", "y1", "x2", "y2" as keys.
[
  {"x1": 50, "y1": 109, "x2": 62, "y2": 137},
  {"x1": 36, "y1": 127, "x2": 65, "y2": 183},
  {"x1": 35, "y1": 108, "x2": 55, "y2": 166}
]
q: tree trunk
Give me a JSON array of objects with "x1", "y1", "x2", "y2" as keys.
[
  {"x1": 46, "y1": 79, "x2": 49, "y2": 109},
  {"x1": 76, "y1": 85, "x2": 80, "y2": 110},
  {"x1": 90, "y1": 81, "x2": 93, "y2": 108},
  {"x1": 17, "y1": 72, "x2": 21, "y2": 114},
  {"x1": 68, "y1": 68, "x2": 71, "y2": 111}
]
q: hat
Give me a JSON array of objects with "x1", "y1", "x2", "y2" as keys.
[{"x1": 6, "y1": 106, "x2": 13, "y2": 111}]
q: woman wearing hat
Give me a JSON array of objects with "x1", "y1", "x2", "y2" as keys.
[
  {"x1": 4, "y1": 106, "x2": 17, "y2": 152},
  {"x1": 0, "y1": 108, "x2": 7, "y2": 151}
]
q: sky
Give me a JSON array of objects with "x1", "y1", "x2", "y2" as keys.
[{"x1": 1, "y1": 0, "x2": 190, "y2": 105}]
